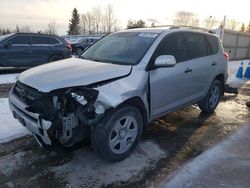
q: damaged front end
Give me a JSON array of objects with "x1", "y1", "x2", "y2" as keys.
[{"x1": 9, "y1": 81, "x2": 108, "y2": 147}]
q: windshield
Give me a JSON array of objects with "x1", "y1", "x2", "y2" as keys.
[
  {"x1": 0, "y1": 33, "x2": 14, "y2": 43},
  {"x1": 81, "y1": 32, "x2": 158, "y2": 65}
]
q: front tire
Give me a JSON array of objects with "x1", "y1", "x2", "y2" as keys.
[
  {"x1": 91, "y1": 106, "x2": 143, "y2": 162},
  {"x1": 198, "y1": 79, "x2": 222, "y2": 114}
]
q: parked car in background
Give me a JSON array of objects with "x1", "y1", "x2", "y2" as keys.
[
  {"x1": 70, "y1": 37, "x2": 102, "y2": 55},
  {"x1": 0, "y1": 33, "x2": 72, "y2": 68}
]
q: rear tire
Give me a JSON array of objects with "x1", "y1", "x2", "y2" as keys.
[
  {"x1": 91, "y1": 106, "x2": 143, "y2": 162},
  {"x1": 49, "y1": 55, "x2": 63, "y2": 62},
  {"x1": 198, "y1": 79, "x2": 222, "y2": 114}
]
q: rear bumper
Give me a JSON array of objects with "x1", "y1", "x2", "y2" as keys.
[{"x1": 8, "y1": 89, "x2": 52, "y2": 146}]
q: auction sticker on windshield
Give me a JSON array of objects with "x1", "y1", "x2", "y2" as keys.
[{"x1": 138, "y1": 33, "x2": 158, "y2": 38}]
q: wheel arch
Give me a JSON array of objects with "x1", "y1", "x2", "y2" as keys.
[
  {"x1": 49, "y1": 53, "x2": 64, "y2": 61},
  {"x1": 116, "y1": 97, "x2": 149, "y2": 128},
  {"x1": 214, "y1": 73, "x2": 225, "y2": 95}
]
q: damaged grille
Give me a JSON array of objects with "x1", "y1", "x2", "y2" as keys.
[{"x1": 13, "y1": 81, "x2": 42, "y2": 106}]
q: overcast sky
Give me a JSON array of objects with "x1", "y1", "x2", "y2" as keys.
[{"x1": 0, "y1": 0, "x2": 248, "y2": 34}]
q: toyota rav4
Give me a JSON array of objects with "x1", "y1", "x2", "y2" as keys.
[{"x1": 9, "y1": 27, "x2": 228, "y2": 162}]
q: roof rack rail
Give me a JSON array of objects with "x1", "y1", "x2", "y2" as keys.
[{"x1": 151, "y1": 25, "x2": 215, "y2": 34}]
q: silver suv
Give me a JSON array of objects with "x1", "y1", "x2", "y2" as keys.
[{"x1": 9, "y1": 27, "x2": 228, "y2": 162}]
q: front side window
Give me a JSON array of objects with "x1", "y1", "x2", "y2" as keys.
[
  {"x1": 0, "y1": 33, "x2": 15, "y2": 43},
  {"x1": 8, "y1": 36, "x2": 30, "y2": 45},
  {"x1": 82, "y1": 32, "x2": 158, "y2": 65},
  {"x1": 186, "y1": 33, "x2": 208, "y2": 59},
  {"x1": 151, "y1": 33, "x2": 186, "y2": 63}
]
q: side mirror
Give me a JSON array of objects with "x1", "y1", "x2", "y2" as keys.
[
  {"x1": 4, "y1": 42, "x2": 12, "y2": 49},
  {"x1": 154, "y1": 55, "x2": 176, "y2": 68}
]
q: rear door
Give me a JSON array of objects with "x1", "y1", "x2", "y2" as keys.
[
  {"x1": 2, "y1": 35, "x2": 32, "y2": 67},
  {"x1": 30, "y1": 36, "x2": 53, "y2": 66},
  {"x1": 150, "y1": 32, "x2": 193, "y2": 117},
  {"x1": 184, "y1": 32, "x2": 214, "y2": 98}
]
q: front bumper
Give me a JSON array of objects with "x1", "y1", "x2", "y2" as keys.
[{"x1": 9, "y1": 90, "x2": 52, "y2": 146}]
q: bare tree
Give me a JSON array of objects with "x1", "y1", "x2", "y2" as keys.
[
  {"x1": 45, "y1": 20, "x2": 57, "y2": 35},
  {"x1": 92, "y1": 6, "x2": 102, "y2": 34},
  {"x1": 203, "y1": 16, "x2": 219, "y2": 29},
  {"x1": 240, "y1": 23, "x2": 245, "y2": 32},
  {"x1": 79, "y1": 4, "x2": 120, "y2": 35},
  {"x1": 86, "y1": 11, "x2": 94, "y2": 34},
  {"x1": 191, "y1": 17, "x2": 200, "y2": 27},
  {"x1": 104, "y1": 4, "x2": 117, "y2": 34},
  {"x1": 20, "y1": 25, "x2": 32, "y2": 32},
  {"x1": 226, "y1": 19, "x2": 240, "y2": 30},
  {"x1": 80, "y1": 14, "x2": 87, "y2": 35},
  {"x1": 147, "y1": 18, "x2": 160, "y2": 27},
  {"x1": 174, "y1": 11, "x2": 200, "y2": 27}
]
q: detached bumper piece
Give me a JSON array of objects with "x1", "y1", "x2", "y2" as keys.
[{"x1": 9, "y1": 94, "x2": 52, "y2": 146}]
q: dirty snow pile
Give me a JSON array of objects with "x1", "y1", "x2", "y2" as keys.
[
  {"x1": 52, "y1": 140, "x2": 166, "y2": 187},
  {"x1": 159, "y1": 125, "x2": 250, "y2": 188},
  {"x1": 227, "y1": 59, "x2": 250, "y2": 88}
]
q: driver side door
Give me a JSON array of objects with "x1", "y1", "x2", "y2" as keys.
[
  {"x1": 149, "y1": 33, "x2": 193, "y2": 118},
  {"x1": 2, "y1": 35, "x2": 32, "y2": 67}
]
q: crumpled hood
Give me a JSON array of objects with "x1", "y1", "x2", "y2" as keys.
[{"x1": 18, "y1": 57, "x2": 131, "y2": 92}]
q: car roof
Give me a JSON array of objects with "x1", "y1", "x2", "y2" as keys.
[
  {"x1": 117, "y1": 26, "x2": 217, "y2": 37},
  {"x1": 14, "y1": 32, "x2": 59, "y2": 38}
]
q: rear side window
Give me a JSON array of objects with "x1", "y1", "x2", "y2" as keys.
[
  {"x1": 32, "y1": 36, "x2": 49, "y2": 44},
  {"x1": 186, "y1": 33, "x2": 208, "y2": 59},
  {"x1": 49, "y1": 37, "x2": 60, "y2": 45},
  {"x1": 8, "y1": 36, "x2": 30, "y2": 45},
  {"x1": 152, "y1": 33, "x2": 186, "y2": 63},
  {"x1": 32, "y1": 36, "x2": 60, "y2": 45},
  {"x1": 206, "y1": 35, "x2": 219, "y2": 54}
]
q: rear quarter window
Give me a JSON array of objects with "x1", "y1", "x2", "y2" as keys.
[
  {"x1": 49, "y1": 37, "x2": 61, "y2": 45},
  {"x1": 206, "y1": 35, "x2": 219, "y2": 54},
  {"x1": 186, "y1": 33, "x2": 208, "y2": 59}
]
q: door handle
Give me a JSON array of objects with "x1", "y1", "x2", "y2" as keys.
[
  {"x1": 184, "y1": 68, "x2": 192, "y2": 73},
  {"x1": 212, "y1": 61, "x2": 217, "y2": 66}
]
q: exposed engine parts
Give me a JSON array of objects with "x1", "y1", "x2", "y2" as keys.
[{"x1": 23, "y1": 86, "x2": 107, "y2": 147}]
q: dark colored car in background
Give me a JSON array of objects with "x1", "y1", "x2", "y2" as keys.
[
  {"x1": 0, "y1": 33, "x2": 72, "y2": 68},
  {"x1": 70, "y1": 37, "x2": 101, "y2": 55}
]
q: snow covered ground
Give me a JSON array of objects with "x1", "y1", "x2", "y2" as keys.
[
  {"x1": 0, "y1": 60, "x2": 249, "y2": 143},
  {"x1": 227, "y1": 59, "x2": 250, "y2": 88},
  {"x1": 159, "y1": 124, "x2": 250, "y2": 188},
  {"x1": 0, "y1": 98, "x2": 29, "y2": 143},
  {"x1": 0, "y1": 73, "x2": 18, "y2": 84}
]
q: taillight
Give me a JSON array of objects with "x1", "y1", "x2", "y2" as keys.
[
  {"x1": 67, "y1": 42, "x2": 72, "y2": 51},
  {"x1": 224, "y1": 52, "x2": 229, "y2": 60}
]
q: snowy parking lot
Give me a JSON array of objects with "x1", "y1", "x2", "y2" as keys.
[{"x1": 0, "y1": 60, "x2": 250, "y2": 187}]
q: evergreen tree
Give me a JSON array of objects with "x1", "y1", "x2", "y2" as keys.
[
  {"x1": 68, "y1": 8, "x2": 80, "y2": 35},
  {"x1": 246, "y1": 22, "x2": 250, "y2": 33}
]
